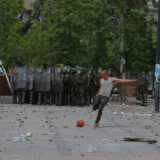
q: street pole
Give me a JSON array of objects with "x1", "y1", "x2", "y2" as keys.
[{"x1": 155, "y1": 0, "x2": 160, "y2": 113}]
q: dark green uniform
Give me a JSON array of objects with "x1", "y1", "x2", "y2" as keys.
[
  {"x1": 87, "y1": 70, "x2": 95, "y2": 104},
  {"x1": 77, "y1": 69, "x2": 88, "y2": 106},
  {"x1": 69, "y1": 69, "x2": 77, "y2": 105},
  {"x1": 138, "y1": 73, "x2": 148, "y2": 106}
]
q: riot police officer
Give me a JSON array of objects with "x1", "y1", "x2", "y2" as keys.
[
  {"x1": 27, "y1": 67, "x2": 35, "y2": 104},
  {"x1": 16, "y1": 66, "x2": 28, "y2": 104},
  {"x1": 69, "y1": 68, "x2": 77, "y2": 106},
  {"x1": 62, "y1": 67, "x2": 70, "y2": 105},
  {"x1": 77, "y1": 68, "x2": 88, "y2": 106},
  {"x1": 51, "y1": 67, "x2": 64, "y2": 106},
  {"x1": 34, "y1": 67, "x2": 43, "y2": 105},
  {"x1": 138, "y1": 72, "x2": 148, "y2": 106}
]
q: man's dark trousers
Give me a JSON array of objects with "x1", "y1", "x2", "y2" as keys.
[{"x1": 93, "y1": 95, "x2": 109, "y2": 123}]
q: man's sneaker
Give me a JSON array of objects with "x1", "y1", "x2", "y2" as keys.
[{"x1": 94, "y1": 122, "x2": 99, "y2": 129}]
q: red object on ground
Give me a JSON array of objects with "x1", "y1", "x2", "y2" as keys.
[{"x1": 76, "y1": 120, "x2": 85, "y2": 127}]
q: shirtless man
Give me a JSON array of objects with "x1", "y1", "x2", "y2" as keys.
[{"x1": 93, "y1": 70, "x2": 137, "y2": 128}]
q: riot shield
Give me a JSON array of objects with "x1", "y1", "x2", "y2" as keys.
[
  {"x1": 41, "y1": 68, "x2": 51, "y2": 91},
  {"x1": 26, "y1": 68, "x2": 35, "y2": 90},
  {"x1": 34, "y1": 68, "x2": 42, "y2": 92},
  {"x1": 17, "y1": 66, "x2": 28, "y2": 89},
  {"x1": 51, "y1": 72, "x2": 64, "y2": 93},
  {"x1": 10, "y1": 67, "x2": 19, "y2": 91}
]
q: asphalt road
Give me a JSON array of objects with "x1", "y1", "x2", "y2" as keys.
[{"x1": 0, "y1": 103, "x2": 160, "y2": 160}]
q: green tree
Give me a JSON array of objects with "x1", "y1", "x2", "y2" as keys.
[
  {"x1": 0, "y1": 0, "x2": 25, "y2": 66},
  {"x1": 0, "y1": 0, "x2": 157, "y2": 74}
]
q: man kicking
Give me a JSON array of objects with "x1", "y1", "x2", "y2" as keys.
[{"x1": 93, "y1": 70, "x2": 137, "y2": 128}]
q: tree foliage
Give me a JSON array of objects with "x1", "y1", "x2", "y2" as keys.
[{"x1": 0, "y1": 0, "x2": 157, "y2": 74}]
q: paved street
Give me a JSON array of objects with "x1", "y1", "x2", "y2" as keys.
[{"x1": 0, "y1": 103, "x2": 160, "y2": 160}]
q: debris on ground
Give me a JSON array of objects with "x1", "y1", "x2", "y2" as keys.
[
  {"x1": 63, "y1": 125, "x2": 69, "y2": 128},
  {"x1": 48, "y1": 111, "x2": 56, "y2": 114},
  {"x1": 21, "y1": 133, "x2": 32, "y2": 137},
  {"x1": 101, "y1": 138, "x2": 107, "y2": 144},
  {"x1": 13, "y1": 136, "x2": 27, "y2": 142},
  {"x1": 155, "y1": 133, "x2": 159, "y2": 136},
  {"x1": 41, "y1": 132, "x2": 57, "y2": 136},
  {"x1": 123, "y1": 137, "x2": 157, "y2": 144},
  {"x1": 87, "y1": 145, "x2": 99, "y2": 153},
  {"x1": 0, "y1": 109, "x2": 8, "y2": 112},
  {"x1": 66, "y1": 148, "x2": 72, "y2": 151},
  {"x1": 80, "y1": 153, "x2": 85, "y2": 156},
  {"x1": 112, "y1": 112, "x2": 152, "y2": 117}
]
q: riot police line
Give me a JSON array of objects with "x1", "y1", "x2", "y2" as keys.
[{"x1": 10, "y1": 66, "x2": 100, "y2": 106}]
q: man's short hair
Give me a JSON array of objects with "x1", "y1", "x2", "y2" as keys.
[
  {"x1": 101, "y1": 70, "x2": 108, "y2": 75},
  {"x1": 100, "y1": 70, "x2": 108, "y2": 77}
]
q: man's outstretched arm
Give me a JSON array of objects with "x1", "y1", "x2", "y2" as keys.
[{"x1": 112, "y1": 77, "x2": 137, "y2": 85}]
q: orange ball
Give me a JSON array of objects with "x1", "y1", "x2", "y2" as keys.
[{"x1": 76, "y1": 120, "x2": 85, "y2": 127}]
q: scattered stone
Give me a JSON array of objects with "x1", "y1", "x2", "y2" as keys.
[
  {"x1": 101, "y1": 138, "x2": 107, "y2": 144},
  {"x1": 45, "y1": 121, "x2": 49, "y2": 123},
  {"x1": 63, "y1": 125, "x2": 69, "y2": 128},
  {"x1": 49, "y1": 139, "x2": 53, "y2": 142},
  {"x1": 49, "y1": 125, "x2": 54, "y2": 128},
  {"x1": 20, "y1": 121, "x2": 24, "y2": 124},
  {"x1": 24, "y1": 117, "x2": 28, "y2": 119},
  {"x1": 145, "y1": 126, "x2": 150, "y2": 129},
  {"x1": 66, "y1": 148, "x2": 72, "y2": 151},
  {"x1": 155, "y1": 133, "x2": 159, "y2": 136},
  {"x1": 74, "y1": 135, "x2": 78, "y2": 138},
  {"x1": 80, "y1": 153, "x2": 85, "y2": 156},
  {"x1": 114, "y1": 139, "x2": 118, "y2": 142},
  {"x1": 48, "y1": 111, "x2": 56, "y2": 114}
]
